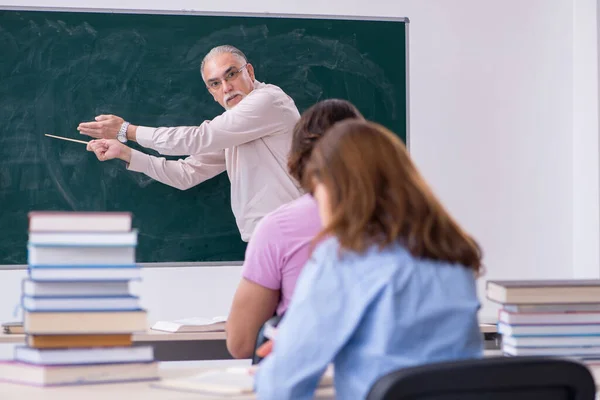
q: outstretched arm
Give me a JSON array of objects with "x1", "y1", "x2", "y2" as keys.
[
  {"x1": 87, "y1": 139, "x2": 226, "y2": 190},
  {"x1": 254, "y1": 242, "x2": 365, "y2": 400},
  {"x1": 79, "y1": 89, "x2": 294, "y2": 156},
  {"x1": 78, "y1": 115, "x2": 138, "y2": 141}
]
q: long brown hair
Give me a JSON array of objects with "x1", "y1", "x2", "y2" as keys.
[
  {"x1": 287, "y1": 99, "x2": 363, "y2": 184},
  {"x1": 303, "y1": 120, "x2": 483, "y2": 274}
]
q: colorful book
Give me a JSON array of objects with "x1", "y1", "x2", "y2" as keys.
[
  {"x1": 28, "y1": 245, "x2": 136, "y2": 266},
  {"x1": 499, "y1": 310, "x2": 600, "y2": 325},
  {"x1": 28, "y1": 231, "x2": 138, "y2": 246},
  {"x1": 502, "y1": 335, "x2": 600, "y2": 348},
  {"x1": 0, "y1": 361, "x2": 158, "y2": 386},
  {"x1": 14, "y1": 345, "x2": 153, "y2": 365},
  {"x1": 498, "y1": 322, "x2": 600, "y2": 336},
  {"x1": 23, "y1": 279, "x2": 130, "y2": 297},
  {"x1": 28, "y1": 212, "x2": 132, "y2": 233},
  {"x1": 502, "y1": 343, "x2": 600, "y2": 357},
  {"x1": 29, "y1": 267, "x2": 141, "y2": 281},
  {"x1": 24, "y1": 310, "x2": 147, "y2": 334},
  {"x1": 487, "y1": 280, "x2": 600, "y2": 304},
  {"x1": 22, "y1": 295, "x2": 140, "y2": 312},
  {"x1": 27, "y1": 334, "x2": 133, "y2": 349},
  {"x1": 502, "y1": 303, "x2": 600, "y2": 313}
]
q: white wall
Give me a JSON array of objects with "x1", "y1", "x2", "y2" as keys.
[
  {"x1": 0, "y1": 1, "x2": 597, "y2": 322},
  {"x1": 397, "y1": 1, "x2": 575, "y2": 319},
  {"x1": 573, "y1": 0, "x2": 600, "y2": 278},
  {"x1": 0, "y1": 267, "x2": 241, "y2": 325}
]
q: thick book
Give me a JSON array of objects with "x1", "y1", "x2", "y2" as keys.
[
  {"x1": 486, "y1": 280, "x2": 600, "y2": 304},
  {"x1": 153, "y1": 365, "x2": 333, "y2": 395},
  {"x1": 0, "y1": 360, "x2": 158, "y2": 386},
  {"x1": 502, "y1": 335, "x2": 600, "y2": 348},
  {"x1": 29, "y1": 266, "x2": 141, "y2": 281},
  {"x1": 27, "y1": 334, "x2": 133, "y2": 349},
  {"x1": 24, "y1": 310, "x2": 147, "y2": 334},
  {"x1": 28, "y1": 211, "x2": 132, "y2": 233},
  {"x1": 502, "y1": 303, "x2": 600, "y2": 313},
  {"x1": 22, "y1": 295, "x2": 140, "y2": 312},
  {"x1": 28, "y1": 245, "x2": 136, "y2": 266},
  {"x1": 28, "y1": 231, "x2": 138, "y2": 246},
  {"x1": 23, "y1": 279, "x2": 130, "y2": 297},
  {"x1": 498, "y1": 310, "x2": 600, "y2": 325},
  {"x1": 14, "y1": 345, "x2": 153, "y2": 365},
  {"x1": 498, "y1": 322, "x2": 600, "y2": 337},
  {"x1": 151, "y1": 316, "x2": 227, "y2": 333},
  {"x1": 502, "y1": 343, "x2": 600, "y2": 357}
]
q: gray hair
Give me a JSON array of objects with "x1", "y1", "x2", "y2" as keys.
[{"x1": 200, "y1": 45, "x2": 248, "y2": 81}]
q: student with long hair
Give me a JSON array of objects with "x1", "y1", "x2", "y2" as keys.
[
  {"x1": 226, "y1": 99, "x2": 363, "y2": 359},
  {"x1": 254, "y1": 120, "x2": 484, "y2": 400}
]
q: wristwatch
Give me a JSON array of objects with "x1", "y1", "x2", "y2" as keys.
[{"x1": 117, "y1": 121, "x2": 130, "y2": 143}]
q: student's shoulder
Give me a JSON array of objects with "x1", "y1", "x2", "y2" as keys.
[
  {"x1": 310, "y1": 236, "x2": 341, "y2": 263},
  {"x1": 262, "y1": 194, "x2": 315, "y2": 225},
  {"x1": 250, "y1": 208, "x2": 285, "y2": 243},
  {"x1": 249, "y1": 196, "x2": 307, "y2": 241},
  {"x1": 276, "y1": 193, "x2": 316, "y2": 214}
]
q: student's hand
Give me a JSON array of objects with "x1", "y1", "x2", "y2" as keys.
[
  {"x1": 87, "y1": 139, "x2": 131, "y2": 163},
  {"x1": 78, "y1": 114, "x2": 124, "y2": 139},
  {"x1": 255, "y1": 340, "x2": 273, "y2": 358}
]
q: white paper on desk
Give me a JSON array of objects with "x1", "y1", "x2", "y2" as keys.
[
  {"x1": 153, "y1": 368, "x2": 254, "y2": 395},
  {"x1": 152, "y1": 365, "x2": 334, "y2": 395},
  {"x1": 173, "y1": 316, "x2": 227, "y2": 325},
  {"x1": 151, "y1": 316, "x2": 227, "y2": 333}
]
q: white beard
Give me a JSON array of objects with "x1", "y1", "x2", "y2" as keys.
[{"x1": 223, "y1": 91, "x2": 246, "y2": 110}]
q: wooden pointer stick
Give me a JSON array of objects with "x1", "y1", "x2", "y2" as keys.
[{"x1": 45, "y1": 134, "x2": 89, "y2": 145}]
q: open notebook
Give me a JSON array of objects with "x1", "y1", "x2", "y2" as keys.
[
  {"x1": 153, "y1": 365, "x2": 334, "y2": 395},
  {"x1": 151, "y1": 316, "x2": 227, "y2": 333}
]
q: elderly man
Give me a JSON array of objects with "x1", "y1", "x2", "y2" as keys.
[{"x1": 78, "y1": 45, "x2": 302, "y2": 241}]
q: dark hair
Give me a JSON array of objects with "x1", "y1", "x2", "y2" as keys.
[
  {"x1": 287, "y1": 99, "x2": 363, "y2": 184},
  {"x1": 303, "y1": 119, "x2": 483, "y2": 274}
]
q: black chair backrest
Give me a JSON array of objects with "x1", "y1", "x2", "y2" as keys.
[
  {"x1": 251, "y1": 314, "x2": 283, "y2": 365},
  {"x1": 366, "y1": 356, "x2": 596, "y2": 400}
]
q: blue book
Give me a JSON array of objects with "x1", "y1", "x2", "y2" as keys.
[
  {"x1": 29, "y1": 267, "x2": 141, "y2": 282},
  {"x1": 22, "y1": 295, "x2": 140, "y2": 312},
  {"x1": 22, "y1": 279, "x2": 131, "y2": 298},
  {"x1": 498, "y1": 322, "x2": 600, "y2": 337},
  {"x1": 28, "y1": 245, "x2": 135, "y2": 266}
]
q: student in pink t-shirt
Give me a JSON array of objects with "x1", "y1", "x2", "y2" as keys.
[{"x1": 225, "y1": 99, "x2": 364, "y2": 359}]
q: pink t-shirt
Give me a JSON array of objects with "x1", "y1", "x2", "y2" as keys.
[{"x1": 241, "y1": 194, "x2": 321, "y2": 315}]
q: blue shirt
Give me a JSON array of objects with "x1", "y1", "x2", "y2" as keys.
[{"x1": 254, "y1": 237, "x2": 483, "y2": 400}]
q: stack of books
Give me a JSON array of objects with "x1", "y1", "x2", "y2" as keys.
[
  {"x1": 487, "y1": 279, "x2": 600, "y2": 382},
  {"x1": 0, "y1": 211, "x2": 158, "y2": 386}
]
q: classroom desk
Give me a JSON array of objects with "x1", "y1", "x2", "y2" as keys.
[
  {"x1": 3, "y1": 350, "x2": 593, "y2": 400},
  {"x1": 0, "y1": 364, "x2": 335, "y2": 400},
  {"x1": 0, "y1": 351, "x2": 504, "y2": 400},
  {"x1": 0, "y1": 330, "x2": 231, "y2": 362},
  {"x1": 0, "y1": 324, "x2": 499, "y2": 361}
]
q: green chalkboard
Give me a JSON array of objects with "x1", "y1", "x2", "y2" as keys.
[{"x1": 0, "y1": 10, "x2": 408, "y2": 264}]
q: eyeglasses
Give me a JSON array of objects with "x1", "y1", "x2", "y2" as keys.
[{"x1": 206, "y1": 64, "x2": 248, "y2": 91}]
